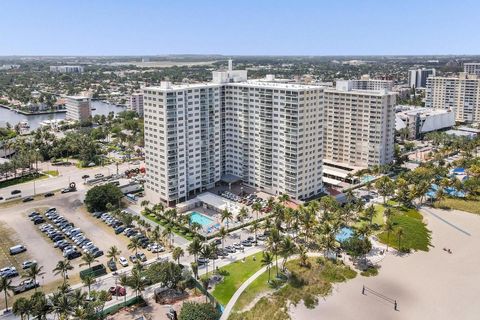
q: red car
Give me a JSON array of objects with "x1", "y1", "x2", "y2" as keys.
[{"x1": 109, "y1": 286, "x2": 126, "y2": 296}]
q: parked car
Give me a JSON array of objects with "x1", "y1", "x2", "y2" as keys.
[
  {"x1": 66, "y1": 251, "x2": 82, "y2": 260},
  {"x1": 119, "y1": 257, "x2": 128, "y2": 267},
  {"x1": 129, "y1": 255, "x2": 138, "y2": 263},
  {"x1": 109, "y1": 286, "x2": 126, "y2": 296},
  {"x1": 0, "y1": 267, "x2": 18, "y2": 278},
  {"x1": 28, "y1": 211, "x2": 40, "y2": 218},
  {"x1": 12, "y1": 279, "x2": 39, "y2": 294},
  {"x1": 11, "y1": 190, "x2": 21, "y2": 195},
  {"x1": 136, "y1": 253, "x2": 147, "y2": 262},
  {"x1": 22, "y1": 197, "x2": 34, "y2": 203},
  {"x1": 107, "y1": 259, "x2": 117, "y2": 272},
  {"x1": 9, "y1": 245, "x2": 27, "y2": 255},
  {"x1": 61, "y1": 187, "x2": 75, "y2": 194},
  {"x1": 44, "y1": 192, "x2": 55, "y2": 197}
]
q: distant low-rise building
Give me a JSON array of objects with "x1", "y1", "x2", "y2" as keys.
[
  {"x1": 342, "y1": 74, "x2": 394, "y2": 91},
  {"x1": 129, "y1": 93, "x2": 144, "y2": 117},
  {"x1": 464, "y1": 63, "x2": 480, "y2": 75},
  {"x1": 395, "y1": 106, "x2": 455, "y2": 139},
  {"x1": 65, "y1": 96, "x2": 91, "y2": 121},
  {"x1": 50, "y1": 65, "x2": 84, "y2": 73}
]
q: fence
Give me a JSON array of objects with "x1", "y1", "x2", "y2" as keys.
[{"x1": 192, "y1": 278, "x2": 224, "y2": 315}]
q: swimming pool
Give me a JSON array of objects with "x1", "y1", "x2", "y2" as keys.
[
  {"x1": 189, "y1": 212, "x2": 215, "y2": 227},
  {"x1": 336, "y1": 227, "x2": 354, "y2": 242},
  {"x1": 361, "y1": 175, "x2": 375, "y2": 184}
]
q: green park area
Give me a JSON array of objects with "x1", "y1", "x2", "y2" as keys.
[
  {"x1": 229, "y1": 257, "x2": 356, "y2": 320},
  {"x1": 0, "y1": 173, "x2": 47, "y2": 189},
  {"x1": 377, "y1": 205, "x2": 431, "y2": 252},
  {"x1": 212, "y1": 251, "x2": 264, "y2": 306}
]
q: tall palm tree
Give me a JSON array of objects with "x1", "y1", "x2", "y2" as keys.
[
  {"x1": 23, "y1": 264, "x2": 44, "y2": 292},
  {"x1": 200, "y1": 244, "x2": 213, "y2": 275},
  {"x1": 218, "y1": 226, "x2": 228, "y2": 251},
  {"x1": 397, "y1": 227, "x2": 405, "y2": 250},
  {"x1": 267, "y1": 228, "x2": 282, "y2": 277},
  {"x1": 172, "y1": 247, "x2": 184, "y2": 265},
  {"x1": 365, "y1": 205, "x2": 376, "y2": 226},
  {"x1": 384, "y1": 220, "x2": 395, "y2": 252},
  {"x1": 79, "y1": 252, "x2": 98, "y2": 269},
  {"x1": 162, "y1": 225, "x2": 174, "y2": 248},
  {"x1": 150, "y1": 228, "x2": 162, "y2": 260},
  {"x1": 221, "y1": 209, "x2": 233, "y2": 230},
  {"x1": 119, "y1": 274, "x2": 129, "y2": 306},
  {"x1": 190, "y1": 262, "x2": 199, "y2": 280},
  {"x1": 261, "y1": 251, "x2": 273, "y2": 283},
  {"x1": 82, "y1": 275, "x2": 95, "y2": 298},
  {"x1": 237, "y1": 207, "x2": 249, "y2": 223},
  {"x1": 29, "y1": 292, "x2": 50, "y2": 320},
  {"x1": 188, "y1": 237, "x2": 202, "y2": 261},
  {"x1": 252, "y1": 202, "x2": 262, "y2": 221},
  {"x1": 128, "y1": 237, "x2": 142, "y2": 256},
  {"x1": 128, "y1": 269, "x2": 146, "y2": 299},
  {"x1": 278, "y1": 193, "x2": 290, "y2": 205},
  {"x1": 298, "y1": 244, "x2": 308, "y2": 267},
  {"x1": 280, "y1": 236, "x2": 296, "y2": 271},
  {"x1": 249, "y1": 220, "x2": 260, "y2": 242},
  {"x1": 106, "y1": 245, "x2": 122, "y2": 264},
  {"x1": 53, "y1": 260, "x2": 73, "y2": 284},
  {"x1": 51, "y1": 292, "x2": 73, "y2": 319},
  {"x1": 12, "y1": 297, "x2": 31, "y2": 320}
]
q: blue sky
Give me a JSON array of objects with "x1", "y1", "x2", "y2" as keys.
[{"x1": 1, "y1": 0, "x2": 479, "y2": 56}]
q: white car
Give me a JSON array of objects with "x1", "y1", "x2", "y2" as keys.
[{"x1": 119, "y1": 256, "x2": 128, "y2": 267}]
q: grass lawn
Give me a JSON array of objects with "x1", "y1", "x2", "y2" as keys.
[
  {"x1": 143, "y1": 213, "x2": 193, "y2": 241},
  {"x1": 355, "y1": 204, "x2": 385, "y2": 228},
  {"x1": 229, "y1": 257, "x2": 356, "y2": 320},
  {"x1": 0, "y1": 173, "x2": 47, "y2": 189},
  {"x1": 212, "y1": 251, "x2": 265, "y2": 306},
  {"x1": 378, "y1": 207, "x2": 431, "y2": 252},
  {"x1": 42, "y1": 170, "x2": 59, "y2": 176},
  {"x1": 433, "y1": 196, "x2": 480, "y2": 215},
  {"x1": 232, "y1": 266, "x2": 279, "y2": 312}
]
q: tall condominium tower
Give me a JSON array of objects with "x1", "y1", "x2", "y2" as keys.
[
  {"x1": 324, "y1": 81, "x2": 396, "y2": 167},
  {"x1": 143, "y1": 63, "x2": 324, "y2": 205},
  {"x1": 345, "y1": 75, "x2": 394, "y2": 91},
  {"x1": 129, "y1": 93, "x2": 144, "y2": 117},
  {"x1": 426, "y1": 73, "x2": 480, "y2": 123},
  {"x1": 65, "y1": 96, "x2": 91, "y2": 121},
  {"x1": 408, "y1": 68, "x2": 436, "y2": 88}
]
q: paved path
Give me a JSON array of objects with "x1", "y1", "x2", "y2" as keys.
[{"x1": 220, "y1": 252, "x2": 323, "y2": 320}]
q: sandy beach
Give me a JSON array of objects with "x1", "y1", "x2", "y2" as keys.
[{"x1": 289, "y1": 206, "x2": 480, "y2": 320}]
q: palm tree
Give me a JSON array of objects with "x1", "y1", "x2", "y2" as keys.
[
  {"x1": 278, "y1": 193, "x2": 290, "y2": 205},
  {"x1": 12, "y1": 297, "x2": 31, "y2": 320},
  {"x1": 150, "y1": 228, "x2": 163, "y2": 260},
  {"x1": 267, "y1": 228, "x2": 282, "y2": 277},
  {"x1": 260, "y1": 251, "x2": 273, "y2": 283},
  {"x1": 252, "y1": 202, "x2": 262, "y2": 221},
  {"x1": 51, "y1": 292, "x2": 73, "y2": 318},
  {"x1": 220, "y1": 209, "x2": 233, "y2": 230},
  {"x1": 397, "y1": 227, "x2": 405, "y2": 250},
  {"x1": 280, "y1": 236, "x2": 296, "y2": 271},
  {"x1": 162, "y1": 225, "x2": 174, "y2": 248},
  {"x1": 365, "y1": 205, "x2": 376, "y2": 226},
  {"x1": 298, "y1": 244, "x2": 308, "y2": 267},
  {"x1": 200, "y1": 244, "x2": 213, "y2": 275},
  {"x1": 190, "y1": 262, "x2": 199, "y2": 280},
  {"x1": 82, "y1": 275, "x2": 95, "y2": 297},
  {"x1": 119, "y1": 274, "x2": 129, "y2": 306},
  {"x1": 106, "y1": 245, "x2": 122, "y2": 265},
  {"x1": 249, "y1": 220, "x2": 260, "y2": 242},
  {"x1": 172, "y1": 247, "x2": 184, "y2": 265},
  {"x1": 23, "y1": 264, "x2": 44, "y2": 292},
  {"x1": 53, "y1": 260, "x2": 73, "y2": 284},
  {"x1": 128, "y1": 237, "x2": 142, "y2": 256},
  {"x1": 79, "y1": 252, "x2": 98, "y2": 269},
  {"x1": 140, "y1": 199, "x2": 150, "y2": 208},
  {"x1": 188, "y1": 237, "x2": 202, "y2": 261},
  {"x1": 218, "y1": 226, "x2": 228, "y2": 251},
  {"x1": 237, "y1": 207, "x2": 249, "y2": 223},
  {"x1": 128, "y1": 269, "x2": 146, "y2": 299},
  {"x1": 384, "y1": 220, "x2": 395, "y2": 252},
  {"x1": 29, "y1": 292, "x2": 50, "y2": 320}
]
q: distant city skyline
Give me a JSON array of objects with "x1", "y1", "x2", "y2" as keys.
[{"x1": 1, "y1": 0, "x2": 480, "y2": 56}]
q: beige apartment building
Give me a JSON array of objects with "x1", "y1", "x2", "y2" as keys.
[{"x1": 426, "y1": 73, "x2": 480, "y2": 123}]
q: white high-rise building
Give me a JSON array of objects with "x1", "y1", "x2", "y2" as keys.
[
  {"x1": 324, "y1": 81, "x2": 396, "y2": 167},
  {"x1": 426, "y1": 73, "x2": 480, "y2": 123},
  {"x1": 143, "y1": 62, "x2": 395, "y2": 205},
  {"x1": 464, "y1": 63, "x2": 480, "y2": 75},
  {"x1": 50, "y1": 66, "x2": 84, "y2": 73},
  {"x1": 65, "y1": 96, "x2": 91, "y2": 121},
  {"x1": 129, "y1": 93, "x2": 144, "y2": 117},
  {"x1": 143, "y1": 62, "x2": 324, "y2": 205},
  {"x1": 408, "y1": 68, "x2": 436, "y2": 88}
]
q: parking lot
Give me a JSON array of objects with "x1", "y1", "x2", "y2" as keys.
[{"x1": 0, "y1": 192, "x2": 154, "y2": 289}]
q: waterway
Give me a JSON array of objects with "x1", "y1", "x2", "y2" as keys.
[{"x1": 0, "y1": 101, "x2": 126, "y2": 131}]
